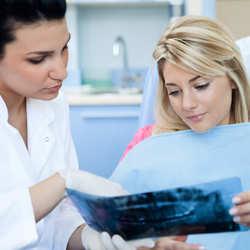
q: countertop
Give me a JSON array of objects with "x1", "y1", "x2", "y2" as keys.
[
  {"x1": 65, "y1": 93, "x2": 143, "y2": 106},
  {"x1": 62, "y1": 87, "x2": 143, "y2": 105}
]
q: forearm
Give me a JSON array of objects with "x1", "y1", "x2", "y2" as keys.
[
  {"x1": 67, "y1": 224, "x2": 86, "y2": 250},
  {"x1": 29, "y1": 173, "x2": 65, "y2": 222}
]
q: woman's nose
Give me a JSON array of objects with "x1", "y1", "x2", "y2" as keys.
[
  {"x1": 182, "y1": 91, "x2": 197, "y2": 111},
  {"x1": 49, "y1": 57, "x2": 68, "y2": 81}
]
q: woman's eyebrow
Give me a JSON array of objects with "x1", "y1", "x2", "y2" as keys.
[
  {"x1": 27, "y1": 33, "x2": 71, "y2": 55},
  {"x1": 165, "y1": 76, "x2": 201, "y2": 86},
  {"x1": 165, "y1": 83, "x2": 177, "y2": 86},
  {"x1": 27, "y1": 50, "x2": 53, "y2": 55},
  {"x1": 189, "y1": 76, "x2": 200, "y2": 83}
]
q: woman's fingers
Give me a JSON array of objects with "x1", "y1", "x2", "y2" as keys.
[
  {"x1": 153, "y1": 237, "x2": 205, "y2": 250},
  {"x1": 229, "y1": 203, "x2": 250, "y2": 217},
  {"x1": 169, "y1": 235, "x2": 188, "y2": 243},
  {"x1": 242, "y1": 223, "x2": 250, "y2": 228},
  {"x1": 233, "y1": 213, "x2": 250, "y2": 224},
  {"x1": 232, "y1": 191, "x2": 250, "y2": 205},
  {"x1": 230, "y1": 191, "x2": 250, "y2": 226}
]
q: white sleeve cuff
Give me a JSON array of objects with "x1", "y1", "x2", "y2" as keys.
[{"x1": 0, "y1": 188, "x2": 38, "y2": 248}]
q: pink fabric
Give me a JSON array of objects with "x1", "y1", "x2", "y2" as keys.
[{"x1": 119, "y1": 124, "x2": 155, "y2": 163}]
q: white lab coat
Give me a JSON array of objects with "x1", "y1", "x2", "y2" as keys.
[{"x1": 0, "y1": 92, "x2": 84, "y2": 250}]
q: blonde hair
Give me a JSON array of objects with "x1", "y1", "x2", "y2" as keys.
[{"x1": 152, "y1": 15, "x2": 250, "y2": 135}]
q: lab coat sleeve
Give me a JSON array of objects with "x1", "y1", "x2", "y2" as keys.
[
  {"x1": 53, "y1": 93, "x2": 85, "y2": 250},
  {"x1": 0, "y1": 188, "x2": 38, "y2": 249}
]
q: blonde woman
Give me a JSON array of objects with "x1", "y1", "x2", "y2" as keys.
[{"x1": 113, "y1": 16, "x2": 250, "y2": 249}]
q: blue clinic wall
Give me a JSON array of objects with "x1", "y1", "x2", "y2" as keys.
[
  {"x1": 202, "y1": 0, "x2": 216, "y2": 19},
  {"x1": 77, "y1": 5, "x2": 170, "y2": 71},
  {"x1": 183, "y1": 0, "x2": 216, "y2": 19}
]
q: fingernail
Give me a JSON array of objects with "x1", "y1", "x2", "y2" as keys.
[
  {"x1": 229, "y1": 208, "x2": 238, "y2": 215},
  {"x1": 233, "y1": 216, "x2": 241, "y2": 222},
  {"x1": 232, "y1": 197, "x2": 241, "y2": 204},
  {"x1": 198, "y1": 246, "x2": 206, "y2": 250}
]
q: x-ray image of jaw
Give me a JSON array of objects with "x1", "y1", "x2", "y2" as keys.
[
  {"x1": 67, "y1": 177, "x2": 248, "y2": 241},
  {"x1": 95, "y1": 188, "x2": 238, "y2": 240}
]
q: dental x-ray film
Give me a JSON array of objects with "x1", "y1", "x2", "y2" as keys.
[{"x1": 66, "y1": 177, "x2": 248, "y2": 240}]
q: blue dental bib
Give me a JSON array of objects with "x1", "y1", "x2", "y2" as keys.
[{"x1": 110, "y1": 123, "x2": 250, "y2": 250}]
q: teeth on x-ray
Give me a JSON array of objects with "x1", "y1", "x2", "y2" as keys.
[
  {"x1": 110, "y1": 188, "x2": 227, "y2": 224},
  {"x1": 68, "y1": 178, "x2": 245, "y2": 241},
  {"x1": 93, "y1": 187, "x2": 238, "y2": 240},
  {"x1": 114, "y1": 204, "x2": 195, "y2": 221}
]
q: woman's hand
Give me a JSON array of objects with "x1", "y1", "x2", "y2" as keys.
[
  {"x1": 60, "y1": 169, "x2": 155, "y2": 249},
  {"x1": 229, "y1": 191, "x2": 250, "y2": 227},
  {"x1": 81, "y1": 225, "x2": 154, "y2": 250},
  {"x1": 139, "y1": 236, "x2": 205, "y2": 250},
  {"x1": 59, "y1": 169, "x2": 129, "y2": 197}
]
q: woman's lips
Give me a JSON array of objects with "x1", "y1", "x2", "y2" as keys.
[
  {"x1": 187, "y1": 113, "x2": 206, "y2": 122},
  {"x1": 45, "y1": 83, "x2": 62, "y2": 93}
]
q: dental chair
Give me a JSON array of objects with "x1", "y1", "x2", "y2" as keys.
[
  {"x1": 236, "y1": 36, "x2": 250, "y2": 79},
  {"x1": 137, "y1": 64, "x2": 158, "y2": 129},
  {"x1": 138, "y1": 37, "x2": 250, "y2": 129}
]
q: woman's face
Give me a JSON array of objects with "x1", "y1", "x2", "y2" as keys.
[
  {"x1": 0, "y1": 18, "x2": 70, "y2": 100},
  {"x1": 163, "y1": 61, "x2": 236, "y2": 133}
]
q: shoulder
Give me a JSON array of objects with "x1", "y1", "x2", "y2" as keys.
[
  {"x1": 119, "y1": 124, "x2": 155, "y2": 163},
  {"x1": 136, "y1": 124, "x2": 155, "y2": 141}
]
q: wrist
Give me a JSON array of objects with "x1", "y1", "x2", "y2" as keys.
[
  {"x1": 57, "y1": 169, "x2": 72, "y2": 197},
  {"x1": 54, "y1": 172, "x2": 66, "y2": 200}
]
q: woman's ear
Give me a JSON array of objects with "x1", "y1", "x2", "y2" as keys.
[{"x1": 231, "y1": 80, "x2": 237, "y2": 89}]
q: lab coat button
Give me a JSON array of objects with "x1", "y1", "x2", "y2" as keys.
[{"x1": 45, "y1": 137, "x2": 49, "y2": 142}]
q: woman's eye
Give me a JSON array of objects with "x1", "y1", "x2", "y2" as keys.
[
  {"x1": 28, "y1": 58, "x2": 45, "y2": 64},
  {"x1": 169, "y1": 90, "x2": 181, "y2": 96},
  {"x1": 196, "y1": 82, "x2": 210, "y2": 90}
]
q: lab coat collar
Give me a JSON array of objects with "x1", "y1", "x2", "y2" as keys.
[
  {"x1": 27, "y1": 98, "x2": 55, "y2": 125},
  {"x1": 0, "y1": 94, "x2": 56, "y2": 179},
  {"x1": 0, "y1": 95, "x2": 9, "y2": 121},
  {"x1": 0, "y1": 94, "x2": 55, "y2": 123},
  {"x1": 27, "y1": 98, "x2": 55, "y2": 179}
]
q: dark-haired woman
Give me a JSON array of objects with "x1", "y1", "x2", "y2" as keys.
[{"x1": 0, "y1": 1, "x2": 155, "y2": 249}]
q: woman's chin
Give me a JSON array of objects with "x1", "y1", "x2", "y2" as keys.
[
  {"x1": 28, "y1": 91, "x2": 60, "y2": 101},
  {"x1": 190, "y1": 125, "x2": 212, "y2": 133}
]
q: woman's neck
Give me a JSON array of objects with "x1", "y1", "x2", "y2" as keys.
[
  {"x1": 0, "y1": 90, "x2": 28, "y2": 148},
  {"x1": 0, "y1": 92, "x2": 26, "y2": 120}
]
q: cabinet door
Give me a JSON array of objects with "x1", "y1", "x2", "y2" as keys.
[{"x1": 69, "y1": 105, "x2": 140, "y2": 178}]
